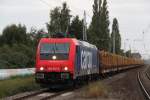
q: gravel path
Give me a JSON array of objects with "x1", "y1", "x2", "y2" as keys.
[
  {"x1": 106, "y1": 67, "x2": 145, "y2": 100},
  {"x1": 52, "y1": 66, "x2": 146, "y2": 100}
]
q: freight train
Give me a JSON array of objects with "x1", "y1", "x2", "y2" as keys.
[{"x1": 35, "y1": 38, "x2": 143, "y2": 86}]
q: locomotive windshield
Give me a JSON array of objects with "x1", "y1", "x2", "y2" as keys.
[{"x1": 40, "y1": 43, "x2": 70, "y2": 60}]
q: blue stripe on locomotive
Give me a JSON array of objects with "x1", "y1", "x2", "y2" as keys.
[{"x1": 75, "y1": 43, "x2": 99, "y2": 77}]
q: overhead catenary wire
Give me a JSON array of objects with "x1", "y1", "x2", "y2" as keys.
[{"x1": 38, "y1": 0, "x2": 51, "y2": 7}]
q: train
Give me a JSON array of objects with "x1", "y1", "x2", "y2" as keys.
[{"x1": 35, "y1": 38, "x2": 144, "y2": 87}]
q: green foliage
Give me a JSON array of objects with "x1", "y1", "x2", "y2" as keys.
[
  {"x1": 88, "y1": 0, "x2": 110, "y2": 51},
  {"x1": 47, "y1": 7, "x2": 61, "y2": 35},
  {"x1": 0, "y1": 35, "x2": 2, "y2": 46},
  {"x1": 1, "y1": 24, "x2": 27, "y2": 45},
  {"x1": 0, "y1": 24, "x2": 37, "y2": 69},
  {"x1": 100, "y1": 0, "x2": 110, "y2": 51},
  {"x1": 69, "y1": 16, "x2": 83, "y2": 39},
  {"x1": 111, "y1": 18, "x2": 121, "y2": 54},
  {"x1": 28, "y1": 28, "x2": 47, "y2": 47},
  {"x1": 126, "y1": 50, "x2": 132, "y2": 57},
  {"x1": 10, "y1": 52, "x2": 29, "y2": 68},
  {"x1": 0, "y1": 44, "x2": 35, "y2": 69},
  {"x1": 119, "y1": 49, "x2": 126, "y2": 56},
  {"x1": 0, "y1": 60, "x2": 10, "y2": 69},
  {"x1": 47, "y1": 2, "x2": 71, "y2": 37},
  {"x1": 88, "y1": 0, "x2": 101, "y2": 48},
  {"x1": 60, "y1": 2, "x2": 71, "y2": 33}
]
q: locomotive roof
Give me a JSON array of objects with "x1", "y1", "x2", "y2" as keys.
[
  {"x1": 40, "y1": 38, "x2": 97, "y2": 49},
  {"x1": 77, "y1": 40, "x2": 97, "y2": 49}
]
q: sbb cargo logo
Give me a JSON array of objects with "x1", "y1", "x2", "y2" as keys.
[{"x1": 81, "y1": 50, "x2": 92, "y2": 69}]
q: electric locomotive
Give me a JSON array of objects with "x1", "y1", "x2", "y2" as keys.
[{"x1": 35, "y1": 38, "x2": 99, "y2": 86}]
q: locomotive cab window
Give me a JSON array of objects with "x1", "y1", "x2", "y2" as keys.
[{"x1": 40, "y1": 43, "x2": 70, "y2": 60}]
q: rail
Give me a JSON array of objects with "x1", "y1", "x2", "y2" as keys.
[
  {"x1": 13, "y1": 88, "x2": 74, "y2": 100},
  {"x1": 137, "y1": 72, "x2": 150, "y2": 100},
  {"x1": 146, "y1": 72, "x2": 150, "y2": 80}
]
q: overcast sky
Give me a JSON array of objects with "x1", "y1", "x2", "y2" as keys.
[{"x1": 0, "y1": 0, "x2": 150, "y2": 59}]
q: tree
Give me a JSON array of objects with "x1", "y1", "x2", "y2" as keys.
[
  {"x1": 111, "y1": 18, "x2": 121, "y2": 54},
  {"x1": 126, "y1": 50, "x2": 131, "y2": 57},
  {"x1": 60, "y1": 2, "x2": 71, "y2": 33},
  {"x1": 47, "y1": 2, "x2": 71, "y2": 37},
  {"x1": 69, "y1": 16, "x2": 83, "y2": 39},
  {"x1": 28, "y1": 28, "x2": 46, "y2": 46},
  {"x1": 88, "y1": 0, "x2": 101, "y2": 48},
  {"x1": 100, "y1": 0, "x2": 110, "y2": 51},
  {"x1": 28, "y1": 27, "x2": 47, "y2": 46},
  {"x1": 1, "y1": 24, "x2": 27, "y2": 45},
  {"x1": 120, "y1": 49, "x2": 125, "y2": 56},
  {"x1": 0, "y1": 35, "x2": 2, "y2": 46},
  {"x1": 47, "y1": 7, "x2": 61, "y2": 36},
  {"x1": 88, "y1": 0, "x2": 110, "y2": 51},
  {"x1": 0, "y1": 44, "x2": 32, "y2": 68},
  {"x1": 0, "y1": 24, "x2": 38, "y2": 68}
]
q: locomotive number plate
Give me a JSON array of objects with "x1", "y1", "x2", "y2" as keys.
[{"x1": 36, "y1": 73, "x2": 44, "y2": 79}]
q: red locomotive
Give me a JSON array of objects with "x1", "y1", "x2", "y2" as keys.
[{"x1": 35, "y1": 38, "x2": 99, "y2": 86}]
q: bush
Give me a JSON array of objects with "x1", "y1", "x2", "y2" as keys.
[
  {"x1": 9, "y1": 52, "x2": 29, "y2": 68},
  {"x1": 0, "y1": 24, "x2": 37, "y2": 69},
  {"x1": 0, "y1": 53, "x2": 10, "y2": 62},
  {"x1": 0, "y1": 44, "x2": 35, "y2": 69},
  {"x1": 0, "y1": 60, "x2": 10, "y2": 69}
]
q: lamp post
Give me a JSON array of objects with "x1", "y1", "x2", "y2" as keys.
[
  {"x1": 124, "y1": 39, "x2": 129, "y2": 56},
  {"x1": 83, "y1": 11, "x2": 87, "y2": 41},
  {"x1": 112, "y1": 31, "x2": 115, "y2": 54}
]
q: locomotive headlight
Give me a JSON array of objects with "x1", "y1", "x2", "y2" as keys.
[
  {"x1": 64, "y1": 66, "x2": 68, "y2": 71},
  {"x1": 40, "y1": 67, "x2": 44, "y2": 71},
  {"x1": 52, "y1": 55, "x2": 57, "y2": 60}
]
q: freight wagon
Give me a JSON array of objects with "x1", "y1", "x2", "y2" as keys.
[{"x1": 99, "y1": 51, "x2": 143, "y2": 73}]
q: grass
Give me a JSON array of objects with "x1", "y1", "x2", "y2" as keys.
[
  {"x1": 80, "y1": 81, "x2": 109, "y2": 98},
  {"x1": 9, "y1": 74, "x2": 33, "y2": 79},
  {"x1": 0, "y1": 75, "x2": 41, "y2": 98}
]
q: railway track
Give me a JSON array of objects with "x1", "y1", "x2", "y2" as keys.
[
  {"x1": 13, "y1": 88, "x2": 73, "y2": 100},
  {"x1": 138, "y1": 72, "x2": 150, "y2": 100},
  {"x1": 13, "y1": 88, "x2": 48, "y2": 100},
  {"x1": 146, "y1": 72, "x2": 150, "y2": 80}
]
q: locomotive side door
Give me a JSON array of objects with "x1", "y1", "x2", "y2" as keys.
[{"x1": 74, "y1": 45, "x2": 81, "y2": 79}]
